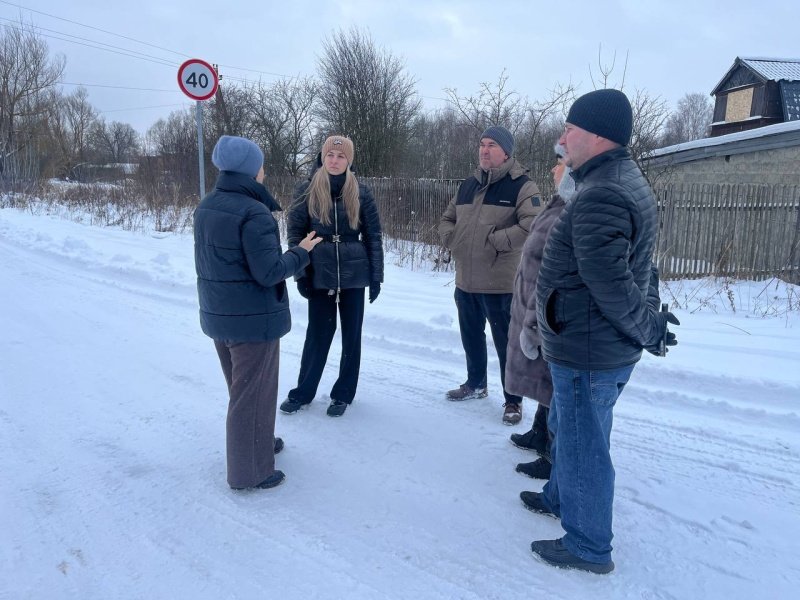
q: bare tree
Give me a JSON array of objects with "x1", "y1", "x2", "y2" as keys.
[
  {"x1": 589, "y1": 44, "x2": 629, "y2": 90},
  {"x1": 405, "y1": 108, "x2": 476, "y2": 178},
  {"x1": 443, "y1": 69, "x2": 526, "y2": 136},
  {"x1": 90, "y1": 119, "x2": 140, "y2": 164},
  {"x1": 514, "y1": 82, "x2": 576, "y2": 188},
  {"x1": 247, "y1": 77, "x2": 319, "y2": 176},
  {"x1": 207, "y1": 82, "x2": 252, "y2": 140},
  {"x1": 662, "y1": 92, "x2": 713, "y2": 146},
  {"x1": 316, "y1": 27, "x2": 421, "y2": 175},
  {"x1": 0, "y1": 19, "x2": 64, "y2": 183},
  {"x1": 628, "y1": 88, "x2": 670, "y2": 165},
  {"x1": 139, "y1": 108, "x2": 198, "y2": 198}
]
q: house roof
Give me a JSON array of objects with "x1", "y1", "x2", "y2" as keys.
[
  {"x1": 741, "y1": 57, "x2": 800, "y2": 81},
  {"x1": 644, "y1": 120, "x2": 800, "y2": 167},
  {"x1": 711, "y1": 57, "x2": 800, "y2": 95}
]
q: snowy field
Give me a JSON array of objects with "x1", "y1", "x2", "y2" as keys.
[{"x1": 1, "y1": 206, "x2": 799, "y2": 599}]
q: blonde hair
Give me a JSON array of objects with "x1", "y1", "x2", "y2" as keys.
[{"x1": 306, "y1": 164, "x2": 360, "y2": 229}]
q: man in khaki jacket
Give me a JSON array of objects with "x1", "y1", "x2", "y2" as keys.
[{"x1": 439, "y1": 126, "x2": 542, "y2": 425}]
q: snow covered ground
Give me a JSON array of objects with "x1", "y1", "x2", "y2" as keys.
[{"x1": 1, "y1": 206, "x2": 799, "y2": 599}]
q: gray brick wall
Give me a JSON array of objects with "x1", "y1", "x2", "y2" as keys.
[{"x1": 650, "y1": 146, "x2": 800, "y2": 186}]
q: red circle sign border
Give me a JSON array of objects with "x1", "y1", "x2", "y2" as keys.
[{"x1": 177, "y1": 58, "x2": 219, "y2": 101}]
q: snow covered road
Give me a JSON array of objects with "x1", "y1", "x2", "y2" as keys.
[{"x1": 1, "y1": 209, "x2": 799, "y2": 599}]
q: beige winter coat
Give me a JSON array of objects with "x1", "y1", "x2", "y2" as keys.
[{"x1": 439, "y1": 159, "x2": 541, "y2": 293}]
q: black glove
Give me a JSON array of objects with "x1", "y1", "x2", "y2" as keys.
[
  {"x1": 369, "y1": 282, "x2": 381, "y2": 303},
  {"x1": 296, "y1": 278, "x2": 310, "y2": 299},
  {"x1": 645, "y1": 311, "x2": 680, "y2": 356}
]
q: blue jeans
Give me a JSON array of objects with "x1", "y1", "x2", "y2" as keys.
[{"x1": 541, "y1": 362, "x2": 635, "y2": 564}]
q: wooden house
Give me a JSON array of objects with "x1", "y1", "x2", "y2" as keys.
[{"x1": 710, "y1": 57, "x2": 800, "y2": 137}]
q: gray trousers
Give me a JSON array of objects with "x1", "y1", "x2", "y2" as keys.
[{"x1": 214, "y1": 339, "x2": 280, "y2": 488}]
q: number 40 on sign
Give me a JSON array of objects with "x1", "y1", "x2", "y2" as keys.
[{"x1": 177, "y1": 59, "x2": 219, "y2": 101}]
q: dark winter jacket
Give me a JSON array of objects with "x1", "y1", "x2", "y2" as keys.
[
  {"x1": 194, "y1": 171, "x2": 310, "y2": 342},
  {"x1": 536, "y1": 147, "x2": 662, "y2": 370},
  {"x1": 439, "y1": 158, "x2": 542, "y2": 293},
  {"x1": 287, "y1": 175, "x2": 383, "y2": 291},
  {"x1": 505, "y1": 194, "x2": 566, "y2": 404}
]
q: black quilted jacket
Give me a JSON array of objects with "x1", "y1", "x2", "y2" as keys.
[
  {"x1": 287, "y1": 175, "x2": 383, "y2": 291},
  {"x1": 194, "y1": 172, "x2": 310, "y2": 342},
  {"x1": 535, "y1": 147, "x2": 662, "y2": 370}
]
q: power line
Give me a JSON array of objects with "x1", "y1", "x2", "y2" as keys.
[
  {"x1": 0, "y1": 0, "x2": 188, "y2": 58},
  {"x1": 0, "y1": 16, "x2": 178, "y2": 68},
  {"x1": 0, "y1": 1, "x2": 294, "y2": 81},
  {"x1": 61, "y1": 82, "x2": 182, "y2": 93},
  {"x1": 100, "y1": 103, "x2": 189, "y2": 114}
]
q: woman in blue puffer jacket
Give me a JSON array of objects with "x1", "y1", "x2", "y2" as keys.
[{"x1": 194, "y1": 135, "x2": 321, "y2": 490}]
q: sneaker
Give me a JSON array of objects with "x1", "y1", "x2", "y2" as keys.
[
  {"x1": 274, "y1": 437, "x2": 284, "y2": 455},
  {"x1": 530, "y1": 538, "x2": 614, "y2": 574},
  {"x1": 231, "y1": 470, "x2": 286, "y2": 491},
  {"x1": 446, "y1": 383, "x2": 488, "y2": 401},
  {"x1": 516, "y1": 457, "x2": 551, "y2": 480},
  {"x1": 502, "y1": 402, "x2": 522, "y2": 425},
  {"x1": 326, "y1": 399, "x2": 348, "y2": 417},
  {"x1": 279, "y1": 397, "x2": 311, "y2": 414},
  {"x1": 520, "y1": 491, "x2": 559, "y2": 519},
  {"x1": 509, "y1": 428, "x2": 548, "y2": 456}
]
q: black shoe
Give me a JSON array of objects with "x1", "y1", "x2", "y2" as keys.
[
  {"x1": 231, "y1": 470, "x2": 286, "y2": 490},
  {"x1": 326, "y1": 399, "x2": 348, "y2": 417},
  {"x1": 530, "y1": 538, "x2": 614, "y2": 574},
  {"x1": 510, "y1": 428, "x2": 548, "y2": 456},
  {"x1": 280, "y1": 397, "x2": 310, "y2": 414},
  {"x1": 516, "y1": 457, "x2": 551, "y2": 480},
  {"x1": 520, "y1": 491, "x2": 558, "y2": 519},
  {"x1": 274, "y1": 437, "x2": 284, "y2": 455}
]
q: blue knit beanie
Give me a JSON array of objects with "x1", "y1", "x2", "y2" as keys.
[
  {"x1": 211, "y1": 135, "x2": 264, "y2": 178},
  {"x1": 480, "y1": 125, "x2": 514, "y2": 157},
  {"x1": 566, "y1": 89, "x2": 633, "y2": 146}
]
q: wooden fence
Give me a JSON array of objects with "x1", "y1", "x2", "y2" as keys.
[
  {"x1": 654, "y1": 183, "x2": 800, "y2": 282},
  {"x1": 267, "y1": 176, "x2": 800, "y2": 282}
]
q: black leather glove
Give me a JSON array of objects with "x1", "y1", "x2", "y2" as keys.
[
  {"x1": 645, "y1": 311, "x2": 680, "y2": 356},
  {"x1": 296, "y1": 278, "x2": 310, "y2": 299},
  {"x1": 369, "y1": 282, "x2": 381, "y2": 304}
]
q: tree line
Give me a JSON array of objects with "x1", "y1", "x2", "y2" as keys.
[{"x1": 1, "y1": 20, "x2": 713, "y2": 202}]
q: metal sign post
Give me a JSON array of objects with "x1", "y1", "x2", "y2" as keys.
[
  {"x1": 177, "y1": 59, "x2": 219, "y2": 199},
  {"x1": 196, "y1": 101, "x2": 205, "y2": 197}
]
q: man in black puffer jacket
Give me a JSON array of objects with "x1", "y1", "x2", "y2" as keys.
[
  {"x1": 523, "y1": 90, "x2": 679, "y2": 574},
  {"x1": 194, "y1": 135, "x2": 321, "y2": 491}
]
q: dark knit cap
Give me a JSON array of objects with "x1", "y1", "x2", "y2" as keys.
[
  {"x1": 211, "y1": 135, "x2": 264, "y2": 178},
  {"x1": 566, "y1": 89, "x2": 633, "y2": 146},
  {"x1": 480, "y1": 125, "x2": 514, "y2": 157}
]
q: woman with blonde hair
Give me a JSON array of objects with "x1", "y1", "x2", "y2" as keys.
[{"x1": 281, "y1": 135, "x2": 384, "y2": 417}]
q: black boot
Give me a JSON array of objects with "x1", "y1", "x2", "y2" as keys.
[
  {"x1": 280, "y1": 397, "x2": 311, "y2": 414},
  {"x1": 326, "y1": 399, "x2": 348, "y2": 417},
  {"x1": 509, "y1": 404, "x2": 549, "y2": 455},
  {"x1": 516, "y1": 457, "x2": 551, "y2": 480}
]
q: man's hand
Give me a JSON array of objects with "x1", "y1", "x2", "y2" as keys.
[{"x1": 645, "y1": 311, "x2": 680, "y2": 356}]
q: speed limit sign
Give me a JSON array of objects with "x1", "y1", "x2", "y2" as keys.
[{"x1": 177, "y1": 58, "x2": 219, "y2": 101}]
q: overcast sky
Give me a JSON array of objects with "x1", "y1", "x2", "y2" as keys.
[{"x1": 5, "y1": 0, "x2": 799, "y2": 134}]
